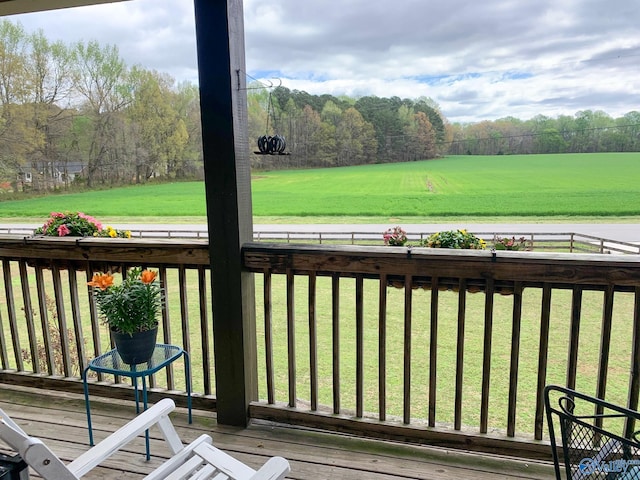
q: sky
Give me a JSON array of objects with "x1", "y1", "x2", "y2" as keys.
[{"x1": 8, "y1": 0, "x2": 640, "y2": 123}]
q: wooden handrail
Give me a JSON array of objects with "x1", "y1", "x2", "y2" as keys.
[{"x1": 242, "y1": 242, "x2": 640, "y2": 288}]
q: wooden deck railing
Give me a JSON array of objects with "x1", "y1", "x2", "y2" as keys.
[
  {"x1": 0, "y1": 235, "x2": 213, "y2": 410},
  {"x1": 1, "y1": 236, "x2": 640, "y2": 459},
  {"x1": 242, "y1": 242, "x2": 640, "y2": 459}
]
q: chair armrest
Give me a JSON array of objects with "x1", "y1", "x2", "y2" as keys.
[
  {"x1": 249, "y1": 456, "x2": 291, "y2": 480},
  {"x1": 67, "y1": 398, "x2": 178, "y2": 478}
]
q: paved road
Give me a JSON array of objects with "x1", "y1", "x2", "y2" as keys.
[{"x1": 4, "y1": 222, "x2": 640, "y2": 242}]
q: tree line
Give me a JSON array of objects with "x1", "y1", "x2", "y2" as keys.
[
  {"x1": 1, "y1": 18, "x2": 637, "y2": 193},
  {"x1": 248, "y1": 86, "x2": 448, "y2": 170},
  {"x1": 447, "y1": 111, "x2": 640, "y2": 155},
  {"x1": 247, "y1": 89, "x2": 640, "y2": 168},
  {"x1": 0, "y1": 20, "x2": 203, "y2": 192}
]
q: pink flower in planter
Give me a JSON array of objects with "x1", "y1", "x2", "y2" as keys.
[
  {"x1": 78, "y1": 212, "x2": 102, "y2": 230},
  {"x1": 383, "y1": 226, "x2": 408, "y2": 246}
]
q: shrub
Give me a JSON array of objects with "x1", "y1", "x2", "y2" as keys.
[{"x1": 423, "y1": 229, "x2": 486, "y2": 249}]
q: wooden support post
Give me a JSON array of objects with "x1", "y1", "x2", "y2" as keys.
[{"x1": 193, "y1": 0, "x2": 257, "y2": 426}]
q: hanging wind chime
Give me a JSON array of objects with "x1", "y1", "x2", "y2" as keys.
[{"x1": 255, "y1": 89, "x2": 290, "y2": 155}]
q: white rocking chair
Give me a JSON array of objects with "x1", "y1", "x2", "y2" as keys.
[{"x1": 0, "y1": 398, "x2": 290, "y2": 480}]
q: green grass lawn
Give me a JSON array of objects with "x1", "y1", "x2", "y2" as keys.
[
  {"x1": 254, "y1": 152, "x2": 640, "y2": 216},
  {"x1": 2, "y1": 153, "x2": 640, "y2": 220}
]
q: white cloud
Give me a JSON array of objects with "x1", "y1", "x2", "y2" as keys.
[{"x1": 8, "y1": 0, "x2": 640, "y2": 123}]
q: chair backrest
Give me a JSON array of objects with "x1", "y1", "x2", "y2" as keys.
[
  {"x1": 545, "y1": 385, "x2": 640, "y2": 480},
  {"x1": 0, "y1": 408, "x2": 78, "y2": 479},
  {"x1": 0, "y1": 401, "x2": 290, "y2": 480}
]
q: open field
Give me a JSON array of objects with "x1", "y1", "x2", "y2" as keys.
[
  {"x1": 252, "y1": 153, "x2": 640, "y2": 217},
  {"x1": 2, "y1": 153, "x2": 640, "y2": 219},
  {"x1": 3, "y1": 215, "x2": 640, "y2": 226}
]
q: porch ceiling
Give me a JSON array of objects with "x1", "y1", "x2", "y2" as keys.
[{"x1": 0, "y1": 0, "x2": 129, "y2": 16}]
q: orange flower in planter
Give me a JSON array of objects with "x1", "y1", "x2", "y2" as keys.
[
  {"x1": 87, "y1": 267, "x2": 163, "y2": 336},
  {"x1": 87, "y1": 272, "x2": 114, "y2": 290},
  {"x1": 140, "y1": 269, "x2": 157, "y2": 284}
]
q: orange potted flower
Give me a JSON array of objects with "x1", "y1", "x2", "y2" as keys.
[{"x1": 88, "y1": 267, "x2": 163, "y2": 364}]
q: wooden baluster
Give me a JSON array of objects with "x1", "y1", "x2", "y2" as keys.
[
  {"x1": 34, "y1": 267, "x2": 53, "y2": 374},
  {"x1": 19, "y1": 261, "x2": 39, "y2": 373},
  {"x1": 595, "y1": 285, "x2": 615, "y2": 429},
  {"x1": 566, "y1": 286, "x2": 583, "y2": 390},
  {"x1": 454, "y1": 279, "x2": 467, "y2": 431},
  {"x1": 625, "y1": 286, "x2": 640, "y2": 438},
  {"x1": 3, "y1": 260, "x2": 22, "y2": 371},
  {"x1": 308, "y1": 272, "x2": 318, "y2": 411},
  {"x1": 480, "y1": 278, "x2": 495, "y2": 434},
  {"x1": 86, "y1": 265, "x2": 104, "y2": 382},
  {"x1": 403, "y1": 275, "x2": 412, "y2": 425},
  {"x1": 160, "y1": 266, "x2": 171, "y2": 344},
  {"x1": 332, "y1": 274, "x2": 340, "y2": 414},
  {"x1": 198, "y1": 266, "x2": 213, "y2": 396},
  {"x1": 172, "y1": 265, "x2": 191, "y2": 391},
  {"x1": 428, "y1": 277, "x2": 439, "y2": 427},
  {"x1": 51, "y1": 264, "x2": 71, "y2": 377},
  {"x1": 507, "y1": 281, "x2": 523, "y2": 437},
  {"x1": 379, "y1": 274, "x2": 387, "y2": 421},
  {"x1": 286, "y1": 268, "x2": 296, "y2": 408},
  {"x1": 263, "y1": 270, "x2": 275, "y2": 404},
  {"x1": 68, "y1": 268, "x2": 88, "y2": 375},
  {"x1": 534, "y1": 283, "x2": 552, "y2": 441},
  {"x1": 356, "y1": 274, "x2": 364, "y2": 418}
]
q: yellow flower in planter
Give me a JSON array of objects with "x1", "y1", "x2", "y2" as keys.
[{"x1": 102, "y1": 225, "x2": 131, "y2": 238}]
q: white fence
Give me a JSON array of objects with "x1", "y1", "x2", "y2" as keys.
[{"x1": 2, "y1": 225, "x2": 638, "y2": 254}]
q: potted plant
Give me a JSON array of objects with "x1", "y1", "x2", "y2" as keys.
[
  {"x1": 35, "y1": 211, "x2": 131, "y2": 238},
  {"x1": 87, "y1": 267, "x2": 163, "y2": 364},
  {"x1": 383, "y1": 226, "x2": 408, "y2": 246},
  {"x1": 422, "y1": 229, "x2": 487, "y2": 249},
  {"x1": 494, "y1": 236, "x2": 528, "y2": 251}
]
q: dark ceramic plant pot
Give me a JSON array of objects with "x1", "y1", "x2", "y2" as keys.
[{"x1": 112, "y1": 326, "x2": 158, "y2": 365}]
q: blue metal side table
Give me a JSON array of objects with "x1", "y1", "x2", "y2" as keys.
[{"x1": 82, "y1": 344, "x2": 192, "y2": 460}]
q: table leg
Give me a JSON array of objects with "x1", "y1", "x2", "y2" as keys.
[
  {"x1": 142, "y1": 375, "x2": 150, "y2": 461},
  {"x1": 133, "y1": 375, "x2": 141, "y2": 414},
  {"x1": 184, "y1": 351, "x2": 192, "y2": 424},
  {"x1": 82, "y1": 366, "x2": 94, "y2": 446}
]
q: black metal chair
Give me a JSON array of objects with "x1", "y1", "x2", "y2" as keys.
[{"x1": 545, "y1": 385, "x2": 640, "y2": 479}]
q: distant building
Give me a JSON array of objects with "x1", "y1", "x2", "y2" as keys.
[{"x1": 17, "y1": 162, "x2": 87, "y2": 190}]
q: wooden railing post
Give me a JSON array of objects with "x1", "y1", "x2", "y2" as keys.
[{"x1": 194, "y1": 0, "x2": 257, "y2": 426}]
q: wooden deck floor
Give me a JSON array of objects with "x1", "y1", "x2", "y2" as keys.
[{"x1": 0, "y1": 383, "x2": 555, "y2": 479}]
